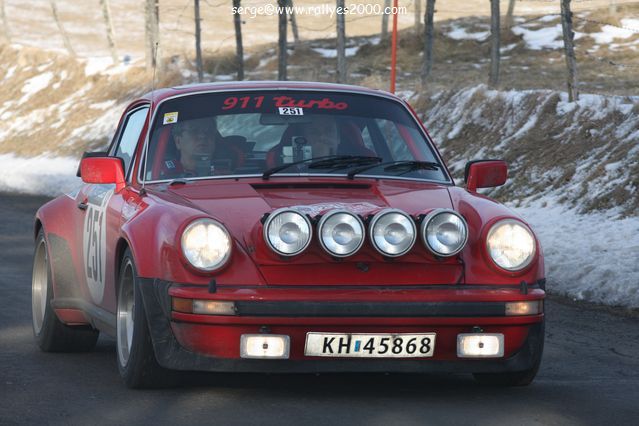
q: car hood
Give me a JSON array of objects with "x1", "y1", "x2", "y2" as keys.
[{"x1": 165, "y1": 178, "x2": 453, "y2": 240}]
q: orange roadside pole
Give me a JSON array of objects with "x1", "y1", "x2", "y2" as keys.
[{"x1": 389, "y1": 0, "x2": 399, "y2": 93}]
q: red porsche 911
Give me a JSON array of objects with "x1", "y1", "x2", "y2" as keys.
[{"x1": 32, "y1": 81, "x2": 545, "y2": 388}]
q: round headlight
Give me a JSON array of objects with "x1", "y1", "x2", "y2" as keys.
[
  {"x1": 421, "y1": 209, "x2": 468, "y2": 257},
  {"x1": 263, "y1": 208, "x2": 312, "y2": 256},
  {"x1": 486, "y1": 219, "x2": 536, "y2": 271},
  {"x1": 369, "y1": 209, "x2": 416, "y2": 257},
  {"x1": 181, "y1": 218, "x2": 232, "y2": 271},
  {"x1": 318, "y1": 210, "x2": 365, "y2": 257}
]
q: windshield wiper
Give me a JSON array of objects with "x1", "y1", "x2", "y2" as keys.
[
  {"x1": 307, "y1": 155, "x2": 382, "y2": 170},
  {"x1": 347, "y1": 160, "x2": 441, "y2": 180},
  {"x1": 262, "y1": 155, "x2": 381, "y2": 180}
]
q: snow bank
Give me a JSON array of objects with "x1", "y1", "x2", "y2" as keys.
[
  {"x1": 0, "y1": 154, "x2": 81, "y2": 196},
  {"x1": 417, "y1": 85, "x2": 639, "y2": 308},
  {"x1": 515, "y1": 202, "x2": 639, "y2": 309}
]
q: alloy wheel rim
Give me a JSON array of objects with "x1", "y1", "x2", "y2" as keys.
[
  {"x1": 31, "y1": 240, "x2": 48, "y2": 334},
  {"x1": 117, "y1": 260, "x2": 135, "y2": 367}
]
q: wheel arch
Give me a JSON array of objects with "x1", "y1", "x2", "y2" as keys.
[
  {"x1": 34, "y1": 218, "x2": 43, "y2": 240},
  {"x1": 114, "y1": 237, "x2": 132, "y2": 295}
]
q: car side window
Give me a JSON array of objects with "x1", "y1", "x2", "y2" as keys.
[{"x1": 113, "y1": 107, "x2": 148, "y2": 176}]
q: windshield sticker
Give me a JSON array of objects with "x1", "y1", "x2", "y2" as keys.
[
  {"x1": 278, "y1": 107, "x2": 304, "y2": 116},
  {"x1": 163, "y1": 111, "x2": 178, "y2": 125},
  {"x1": 222, "y1": 96, "x2": 265, "y2": 110},
  {"x1": 220, "y1": 95, "x2": 348, "y2": 111},
  {"x1": 274, "y1": 96, "x2": 348, "y2": 110}
]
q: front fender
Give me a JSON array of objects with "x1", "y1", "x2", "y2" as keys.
[
  {"x1": 121, "y1": 194, "x2": 266, "y2": 286},
  {"x1": 448, "y1": 187, "x2": 545, "y2": 285}
]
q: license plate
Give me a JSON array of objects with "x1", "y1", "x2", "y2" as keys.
[{"x1": 304, "y1": 333, "x2": 436, "y2": 358}]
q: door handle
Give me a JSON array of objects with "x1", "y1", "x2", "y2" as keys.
[{"x1": 77, "y1": 201, "x2": 88, "y2": 211}]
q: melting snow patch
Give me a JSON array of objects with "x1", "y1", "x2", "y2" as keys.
[
  {"x1": 20, "y1": 72, "x2": 54, "y2": 103},
  {"x1": 445, "y1": 24, "x2": 489, "y2": 41},
  {"x1": 89, "y1": 100, "x2": 116, "y2": 110},
  {"x1": 84, "y1": 57, "x2": 113, "y2": 76},
  {"x1": 512, "y1": 24, "x2": 583, "y2": 50},
  {"x1": 590, "y1": 23, "x2": 637, "y2": 45},
  {"x1": 311, "y1": 46, "x2": 360, "y2": 58}
]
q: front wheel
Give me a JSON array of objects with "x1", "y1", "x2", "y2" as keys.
[
  {"x1": 32, "y1": 229, "x2": 99, "y2": 352},
  {"x1": 116, "y1": 248, "x2": 177, "y2": 388}
]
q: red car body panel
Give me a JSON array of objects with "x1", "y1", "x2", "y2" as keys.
[{"x1": 35, "y1": 81, "x2": 545, "y2": 375}]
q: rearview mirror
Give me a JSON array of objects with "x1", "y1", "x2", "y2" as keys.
[
  {"x1": 464, "y1": 160, "x2": 508, "y2": 193},
  {"x1": 80, "y1": 157, "x2": 126, "y2": 192}
]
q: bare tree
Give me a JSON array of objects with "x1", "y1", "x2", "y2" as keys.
[
  {"x1": 277, "y1": 0, "x2": 287, "y2": 81},
  {"x1": 505, "y1": 0, "x2": 516, "y2": 30},
  {"x1": 49, "y1": 0, "x2": 76, "y2": 57},
  {"x1": 99, "y1": 0, "x2": 118, "y2": 64},
  {"x1": 1, "y1": 0, "x2": 10, "y2": 44},
  {"x1": 381, "y1": 0, "x2": 390, "y2": 39},
  {"x1": 489, "y1": 0, "x2": 500, "y2": 87},
  {"x1": 609, "y1": 0, "x2": 618, "y2": 16},
  {"x1": 421, "y1": 0, "x2": 435, "y2": 85},
  {"x1": 194, "y1": 0, "x2": 203, "y2": 82},
  {"x1": 336, "y1": 0, "x2": 346, "y2": 83},
  {"x1": 287, "y1": 0, "x2": 300, "y2": 45},
  {"x1": 233, "y1": 0, "x2": 244, "y2": 80},
  {"x1": 561, "y1": 0, "x2": 579, "y2": 101},
  {"x1": 414, "y1": 0, "x2": 422, "y2": 34},
  {"x1": 145, "y1": 0, "x2": 160, "y2": 70}
]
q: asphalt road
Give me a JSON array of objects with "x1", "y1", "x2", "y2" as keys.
[{"x1": 1, "y1": 192, "x2": 638, "y2": 426}]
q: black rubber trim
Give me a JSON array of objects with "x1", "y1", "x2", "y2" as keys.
[
  {"x1": 234, "y1": 301, "x2": 505, "y2": 317},
  {"x1": 137, "y1": 278, "x2": 545, "y2": 374},
  {"x1": 168, "y1": 281, "x2": 546, "y2": 291}
]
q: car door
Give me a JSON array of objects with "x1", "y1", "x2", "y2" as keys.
[{"x1": 77, "y1": 105, "x2": 149, "y2": 315}]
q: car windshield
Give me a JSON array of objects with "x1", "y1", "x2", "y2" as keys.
[{"x1": 144, "y1": 90, "x2": 449, "y2": 183}]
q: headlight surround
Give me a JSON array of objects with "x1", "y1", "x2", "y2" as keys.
[
  {"x1": 181, "y1": 218, "x2": 232, "y2": 272},
  {"x1": 421, "y1": 209, "x2": 468, "y2": 257},
  {"x1": 486, "y1": 219, "x2": 536, "y2": 271},
  {"x1": 318, "y1": 210, "x2": 365, "y2": 257},
  {"x1": 369, "y1": 209, "x2": 416, "y2": 257},
  {"x1": 263, "y1": 208, "x2": 312, "y2": 256}
]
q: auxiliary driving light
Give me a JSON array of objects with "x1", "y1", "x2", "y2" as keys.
[
  {"x1": 421, "y1": 209, "x2": 468, "y2": 256},
  {"x1": 318, "y1": 210, "x2": 365, "y2": 257},
  {"x1": 263, "y1": 208, "x2": 312, "y2": 256},
  {"x1": 369, "y1": 209, "x2": 417, "y2": 257},
  {"x1": 457, "y1": 333, "x2": 504, "y2": 358},
  {"x1": 240, "y1": 334, "x2": 290, "y2": 359}
]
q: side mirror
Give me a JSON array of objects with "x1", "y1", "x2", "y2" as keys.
[
  {"x1": 464, "y1": 160, "x2": 508, "y2": 193},
  {"x1": 80, "y1": 157, "x2": 126, "y2": 192},
  {"x1": 76, "y1": 151, "x2": 107, "y2": 177}
]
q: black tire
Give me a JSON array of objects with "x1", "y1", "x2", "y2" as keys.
[
  {"x1": 116, "y1": 248, "x2": 177, "y2": 389},
  {"x1": 32, "y1": 229, "x2": 99, "y2": 352},
  {"x1": 473, "y1": 322, "x2": 545, "y2": 387}
]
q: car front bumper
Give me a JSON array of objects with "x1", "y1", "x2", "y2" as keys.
[{"x1": 138, "y1": 279, "x2": 545, "y2": 374}]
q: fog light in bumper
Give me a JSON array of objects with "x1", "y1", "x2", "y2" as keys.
[
  {"x1": 240, "y1": 334, "x2": 290, "y2": 359},
  {"x1": 505, "y1": 300, "x2": 543, "y2": 316},
  {"x1": 457, "y1": 334, "x2": 504, "y2": 358}
]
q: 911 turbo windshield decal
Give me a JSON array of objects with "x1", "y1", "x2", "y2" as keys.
[
  {"x1": 221, "y1": 95, "x2": 348, "y2": 111},
  {"x1": 83, "y1": 185, "x2": 114, "y2": 304}
]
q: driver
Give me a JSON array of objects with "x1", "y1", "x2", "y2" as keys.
[{"x1": 160, "y1": 117, "x2": 233, "y2": 178}]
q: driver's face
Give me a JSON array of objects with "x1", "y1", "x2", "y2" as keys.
[{"x1": 174, "y1": 118, "x2": 216, "y2": 167}]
